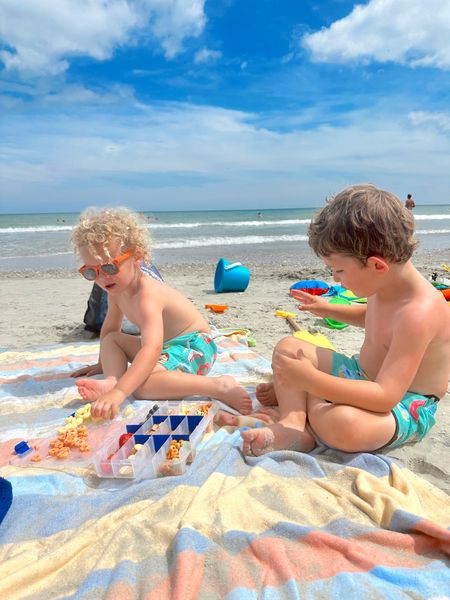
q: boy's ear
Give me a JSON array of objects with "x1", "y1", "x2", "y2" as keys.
[{"x1": 367, "y1": 256, "x2": 389, "y2": 273}]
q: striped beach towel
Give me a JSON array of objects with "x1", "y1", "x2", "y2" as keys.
[{"x1": 0, "y1": 335, "x2": 449, "y2": 598}]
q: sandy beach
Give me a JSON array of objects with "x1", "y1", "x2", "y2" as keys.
[{"x1": 0, "y1": 249, "x2": 449, "y2": 494}]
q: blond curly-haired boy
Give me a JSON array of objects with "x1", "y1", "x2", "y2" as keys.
[{"x1": 71, "y1": 207, "x2": 251, "y2": 419}]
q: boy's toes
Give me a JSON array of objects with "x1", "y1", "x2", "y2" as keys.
[
  {"x1": 240, "y1": 399, "x2": 253, "y2": 415},
  {"x1": 241, "y1": 428, "x2": 258, "y2": 456}
]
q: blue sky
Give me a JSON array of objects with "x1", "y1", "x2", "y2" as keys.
[{"x1": 1, "y1": 0, "x2": 450, "y2": 213}]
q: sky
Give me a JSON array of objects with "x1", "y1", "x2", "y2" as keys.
[{"x1": 1, "y1": 0, "x2": 450, "y2": 213}]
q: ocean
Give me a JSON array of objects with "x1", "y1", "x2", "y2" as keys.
[{"x1": 1, "y1": 205, "x2": 449, "y2": 272}]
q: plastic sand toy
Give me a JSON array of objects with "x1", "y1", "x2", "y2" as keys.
[
  {"x1": 205, "y1": 304, "x2": 229, "y2": 313},
  {"x1": 323, "y1": 297, "x2": 351, "y2": 329}
]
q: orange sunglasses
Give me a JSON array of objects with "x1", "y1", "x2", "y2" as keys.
[{"x1": 78, "y1": 250, "x2": 133, "y2": 281}]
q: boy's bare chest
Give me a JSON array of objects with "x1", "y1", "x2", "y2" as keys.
[
  {"x1": 115, "y1": 299, "x2": 139, "y2": 326},
  {"x1": 364, "y1": 304, "x2": 393, "y2": 350}
]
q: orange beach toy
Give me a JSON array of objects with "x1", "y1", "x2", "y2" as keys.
[{"x1": 205, "y1": 304, "x2": 229, "y2": 313}]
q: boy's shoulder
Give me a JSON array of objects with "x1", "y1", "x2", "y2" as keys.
[
  {"x1": 140, "y1": 271, "x2": 164, "y2": 293},
  {"x1": 394, "y1": 281, "x2": 448, "y2": 333}
]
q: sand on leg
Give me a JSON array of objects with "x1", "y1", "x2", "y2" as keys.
[
  {"x1": 241, "y1": 336, "x2": 332, "y2": 456},
  {"x1": 241, "y1": 388, "x2": 316, "y2": 456},
  {"x1": 256, "y1": 337, "x2": 334, "y2": 407}
]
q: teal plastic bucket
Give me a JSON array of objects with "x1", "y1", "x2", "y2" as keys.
[{"x1": 214, "y1": 258, "x2": 250, "y2": 293}]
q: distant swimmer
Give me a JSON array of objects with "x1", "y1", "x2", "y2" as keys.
[
  {"x1": 257, "y1": 211, "x2": 262, "y2": 218},
  {"x1": 405, "y1": 193, "x2": 415, "y2": 210}
]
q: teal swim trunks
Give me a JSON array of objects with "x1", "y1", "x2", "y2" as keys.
[
  {"x1": 331, "y1": 353, "x2": 439, "y2": 450},
  {"x1": 158, "y1": 332, "x2": 217, "y2": 376}
]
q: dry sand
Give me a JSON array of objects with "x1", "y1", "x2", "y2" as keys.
[{"x1": 0, "y1": 256, "x2": 449, "y2": 494}]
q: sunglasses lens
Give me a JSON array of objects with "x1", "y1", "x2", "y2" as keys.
[
  {"x1": 101, "y1": 263, "x2": 119, "y2": 275},
  {"x1": 82, "y1": 268, "x2": 97, "y2": 281}
]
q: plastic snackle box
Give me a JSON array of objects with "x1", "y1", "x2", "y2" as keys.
[
  {"x1": 9, "y1": 402, "x2": 156, "y2": 469},
  {"x1": 92, "y1": 399, "x2": 218, "y2": 479}
]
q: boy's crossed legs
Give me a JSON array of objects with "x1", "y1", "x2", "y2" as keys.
[
  {"x1": 76, "y1": 332, "x2": 252, "y2": 415},
  {"x1": 240, "y1": 336, "x2": 396, "y2": 456}
]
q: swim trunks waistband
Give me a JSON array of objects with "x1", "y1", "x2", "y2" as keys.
[{"x1": 424, "y1": 394, "x2": 440, "y2": 403}]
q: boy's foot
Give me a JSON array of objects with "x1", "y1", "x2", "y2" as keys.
[
  {"x1": 214, "y1": 406, "x2": 280, "y2": 428},
  {"x1": 251, "y1": 406, "x2": 280, "y2": 423},
  {"x1": 216, "y1": 375, "x2": 253, "y2": 414},
  {"x1": 76, "y1": 376, "x2": 117, "y2": 402},
  {"x1": 256, "y1": 382, "x2": 278, "y2": 406},
  {"x1": 241, "y1": 422, "x2": 315, "y2": 456},
  {"x1": 214, "y1": 411, "x2": 240, "y2": 427}
]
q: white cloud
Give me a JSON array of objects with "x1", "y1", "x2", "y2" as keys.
[
  {"x1": 2, "y1": 98, "x2": 450, "y2": 208},
  {"x1": 194, "y1": 47, "x2": 222, "y2": 64},
  {"x1": 409, "y1": 111, "x2": 450, "y2": 132},
  {"x1": 0, "y1": 0, "x2": 206, "y2": 75},
  {"x1": 151, "y1": 0, "x2": 206, "y2": 59},
  {"x1": 302, "y1": 0, "x2": 450, "y2": 70}
]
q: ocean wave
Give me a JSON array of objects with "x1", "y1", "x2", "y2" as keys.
[
  {"x1": 414, "y1": 214, "x2": 450, "y2": 220},
  {"x1": 416, "y1": 228, "x2": 450, "y2": 234},
  {"x1": 155, "y1": 234, "x2": 308, "y2": 249},
  {"x1": 0, "y1": 219, "x2": 311, "y2": 234},
  {"x1": 0, "y1": 235, "x2": 308, "y2": 258},
  {"x1": 2, "y1": 214, "x2": 450, "y2": 234},
  {"x1": 0, "y1": 251, "x2": 72, "y2": 260},
  {"x1": 0, "y1": 228, "x2": 447, "y2": 260},
  {"x1": 0, "y1": 225, "x2": 73, "y2": 234},
  {"x1": 150, "y1": 218, "x2": 311, "y2": 229}
]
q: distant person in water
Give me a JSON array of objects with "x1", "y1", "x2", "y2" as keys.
[
  {"x1": 257, "y1": 212, "x2": 263, "y2": 218},
  {"x1": 405, "y1": 194, "x2": 415, "y2": 210},
  {"x1": 70, "y1": 206, "x2": 251, "y2": 419}
]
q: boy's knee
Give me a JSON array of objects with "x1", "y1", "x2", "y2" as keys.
[
  {"x1": 102, "y1": 331, "x2": 121, "y2": 345},
  {"x1": 273, "y1": 336, "x2": 308, "y2": 358}
]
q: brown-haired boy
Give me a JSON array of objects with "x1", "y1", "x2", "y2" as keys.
[{"x1": 239, "y1": 184, "x2": 450, "y2": 456}]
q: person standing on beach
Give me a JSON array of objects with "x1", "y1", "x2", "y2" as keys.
[
  {"x1": 232, "y1": 184, "x2": 450, "y2": 456},
  {"x1": 70, "y1": 207, "x2": 252, "y2": 419},
  {"x1": 405, "y1": 193, "x2": 415, "y2": 210}
]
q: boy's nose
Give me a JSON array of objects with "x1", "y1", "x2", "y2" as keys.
[{"x1": 97, "y1": 271, "x2": 112, "y2": 283}]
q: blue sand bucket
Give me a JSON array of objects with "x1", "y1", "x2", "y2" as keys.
[{"x1": 214, "y1": 258, "x2": 250, "y2": 293}]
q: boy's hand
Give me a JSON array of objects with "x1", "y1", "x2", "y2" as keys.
[
  {"x1": 289, "y1": 289, "x2": 329, "y2": 317},
  {"x1": 91, "y1": 388, "x2": 125, "y2": 420},
  {"x1": 272, "y1": 348, "x2": 315, "y2": 389},
  {"x1": 70, "y1": 362, "x2": 103, "y2": 378}
]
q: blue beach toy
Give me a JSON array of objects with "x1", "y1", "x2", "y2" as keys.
[
  {"x1": 14, "y1": 441, "x2": 32, "y2": 456},
  {"x1": 214, "y1": 258, "x2": 250, "y2": 293},
  {"x1": 290, "y1": 280, "x2": 329, "y2": 296}
]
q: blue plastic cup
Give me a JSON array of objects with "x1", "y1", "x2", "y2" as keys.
[{"x1": 214, "y1": 258, "x2": 250, "y2": 293}]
